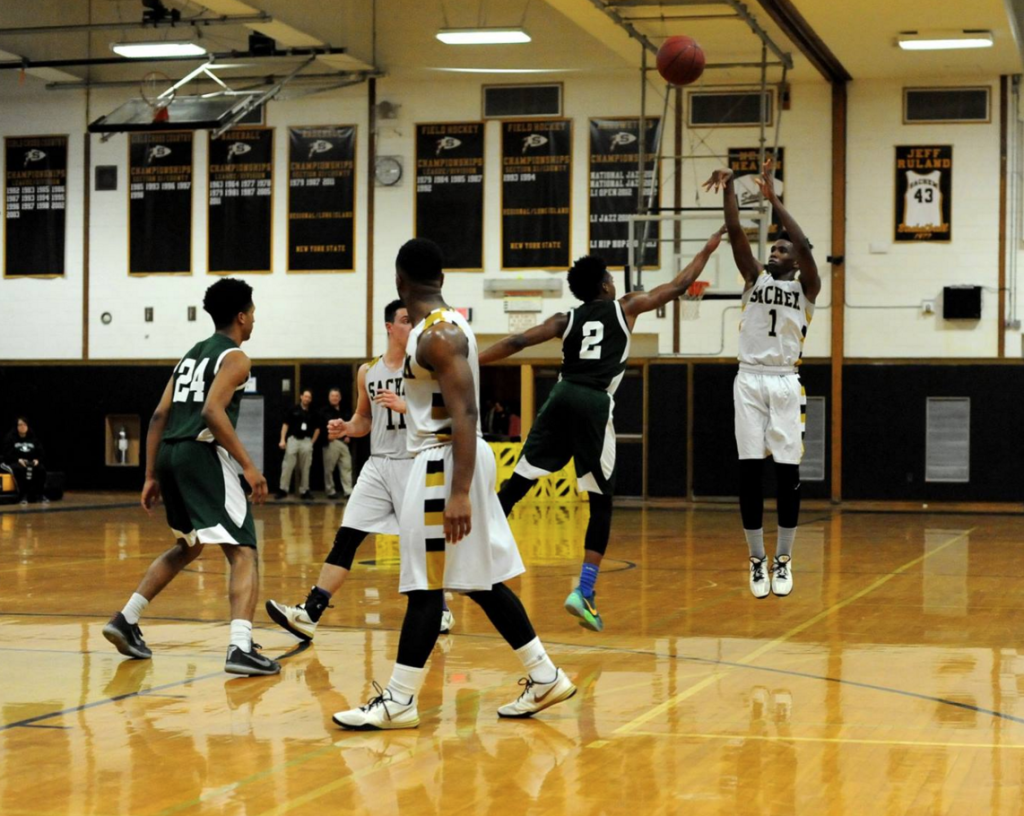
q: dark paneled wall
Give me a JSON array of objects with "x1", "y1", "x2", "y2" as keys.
[{"x1": 843, "y1": 365, "x2": 1023, "y2": 502}]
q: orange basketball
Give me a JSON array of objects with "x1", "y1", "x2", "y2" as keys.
[{"x1": 656, "y1": 36, "x2": 706, "y2": 86}]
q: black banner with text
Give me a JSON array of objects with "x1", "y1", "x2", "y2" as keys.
[
  {"x1": 416, "y1": 123, "x2": 484, "y2": 270},
  {"x1": 288, "y1": 126, "x2": 356, "y2": 272},
  {"x1": 129, "y1": 132, "x2": 192, "y2": 274},
  {"x1": 208, "y1": 128, "x2": 273, "y2": 274},
  {"x1": 894, "y1": 145, "x2": 952, "y2": 242},
  {"x1": 501, "y1": 119, "x2": 572, "y2": 270},
  {"x1": 589, "y1": 117, "x2": 659, "y2": 268},
  {"x1": 4, "y1": 135, "x2": 67, "y2": 278}
]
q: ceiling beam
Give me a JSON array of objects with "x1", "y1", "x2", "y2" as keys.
[
  {"x1": 753, "y1": 0, "x2": 851, "y2": 82},
  {"x1": 0, "y1": 46, "x2": 345, "y2": 72},
  {"x1": 0, "y1": 15, "x2": 271, "y2": 37}
]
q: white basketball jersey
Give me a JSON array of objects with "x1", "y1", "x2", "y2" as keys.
[
  {"x1": 904, "y1": 170, "x2": 942, "y2": 228},
  {"x1": 364, "y1": 355, "x2": 410, "y2": 459},
  {"x1": 738, "y1": 271, "x2": 813, "y2": 368},
  {"x1": 404, "y1": 308, "x2": 483, "y2": 454}
]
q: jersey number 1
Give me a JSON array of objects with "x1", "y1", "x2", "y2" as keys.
[
  {"x1": 768, "y1": 309, "x2": 778, "y2": 338},
  {"x1": 580, "y1": 321, "x2": 604, "y2": 359},
  {"x1": 173, "y1": 358, "x2": 209, "y2": 403}
]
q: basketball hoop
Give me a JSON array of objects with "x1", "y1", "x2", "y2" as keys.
[
  {"x1": 681, "y1": 280, "x2": 709, "y2": 320},
  {"x1": 141, "y1": 71, "x2": 176, "y2": 123}
]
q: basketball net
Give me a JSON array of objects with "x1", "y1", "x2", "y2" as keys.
[
  {"x1": 141, "y1": 71, "x2": 175, "y2": 124},
  {"x1": 680, "y1": 280, "x2": 709, "y2": 320}
]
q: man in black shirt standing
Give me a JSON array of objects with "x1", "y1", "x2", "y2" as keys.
[
  {"x1": 276, "y1": 389, "x2": 319, "y2": 500},
  {"x1": 320, "y1": 387, "x2": 352, "y2": 499}
]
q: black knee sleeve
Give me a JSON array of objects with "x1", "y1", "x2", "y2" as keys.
[
  {"x1": 774, "y1": 463, "x2": 801, "y2": 528},
  {"x1": 584, "y1": 492, "x2": 613, "y2": 556},
  {"x1": 467, "y1": 582, "x2": 536, "y2": 650},
  {"x1": 498, "y1": 473, "x2": 536, "y2": 517},
  {"x1": 739, "y1": 458, "x2": 765, "y2": 530},
  {"x1": 324, "y1": 527, "x2": 369, "y2": 570},
  {"x1": 396, "y1": 589, "x2": 444, "y2": 668}
]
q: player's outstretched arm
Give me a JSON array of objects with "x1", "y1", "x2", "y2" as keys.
[
  {"x1": 330, "y1": 363, "x2": 372, "y2": 440},
  {"x1": 703, "y1": 167, "x2": 762, "y2": 288},
  {"x1": 620, "y1": 227, "x2": 726, "y2": 320},
  {"x1": 478, "y1": 312, "x2": 569, "y2": 365},
  {"x1": 418, "y1": 324, "x2": 477, "y2": 544},
  {"x1": 141, "y1": 376, "x2": 174, "y2": 513},
  {"x1": 754, "y1": 159, "x2": 821, "y2": 303},
  {"x1": 202, "y1": 352, "x2": 268, "y2": 503}
]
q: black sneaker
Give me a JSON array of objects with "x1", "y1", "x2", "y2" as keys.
[
  {"x1": 299, "y1": 491, "x2": 314, "y2": 501},
  {"x1": 274, "y1": 489, "x2": 288, "y2": 500},
  {"x1": 102, "y1": 612, "x2": 152, "y2": 659},
  {"x1": 225, "y1": 643, "x2": 281, "y2": 676}
]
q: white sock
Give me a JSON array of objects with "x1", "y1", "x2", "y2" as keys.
[
  {"x1": 121, "y1": 593, "x2": 149, "y2": 625},
  {"x1": 386, "y1": 663, "x2": 425, "y2": 705},
  {"x1": 744, "y1": 529, "x2": 766, "y2": 560},
  {"x1": 230, "y1": 619, "x2": 253, "y2": 651},
  {"x1": 776, "y1": 527, "x2": 796, "y2": 559},
  {"x1": 515, "y1": 637, "x2": 558, "y2": 685}
]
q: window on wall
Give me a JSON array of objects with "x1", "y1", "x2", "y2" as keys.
[
  {"x1": 483, "y1": 84, "x2": 562, "y2": 118},
  {"x1": 688, "y1": 90, "x2": 773, "y2": 127},
  {"x1": 904, "y1": 87, "x2": 990, "y2": 124},
  {"x1": 799, "y1": 397, "x2": 826, "y2": 482}
]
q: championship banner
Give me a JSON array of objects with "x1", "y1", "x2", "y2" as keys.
[
  {"x1": 729, "y1": 147, "x2": 784, "y2": 238},
  {"x1": 416, "y1": 122, "x2": 484, "y2": 271},
  {"x1": 588, "y1": 117, "x2": 660, "y2": 268},
  {"x1": 129, "y1": 132, "x2": 192, "y2": 275},
  {"x1": 4, "y1": 135, "x2": 67, "y2": 278},
  {"x1": 501, "y1": 119, "x2": 572, "y2": 270},
  {"x1": 288, "y1": 126, "x2": 356, "y2": 272},
  {"x1": 894, "y1": 145, "x2": 952, "y2": 242},
  {"x1": 208, "y1": 128, "x2": 273, "y2": 274}
]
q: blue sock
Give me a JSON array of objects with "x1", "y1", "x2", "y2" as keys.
[
  {"x1": 442, "y1": 595, "x2": 449, "y2": 612},
  {"x1": 578, "y1": 563, "x2": 599, "y2": 599}
]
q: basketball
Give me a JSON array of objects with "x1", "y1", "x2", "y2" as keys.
[{"x1": 656, "y1": 35, "x2": 705, "y2": 86}]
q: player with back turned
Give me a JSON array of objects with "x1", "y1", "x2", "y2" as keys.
[
  {"x1": 479, "y1": 228, "x2": 725, "y2": 631},
  {"x1": 703, "y1": 159, "x2": 820, "y2": 599},
  {"x1": 103, "y1": 278, "x2": 279, "y2": 676}
]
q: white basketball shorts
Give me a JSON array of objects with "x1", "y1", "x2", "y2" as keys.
[
  {"x1": 340, "y1": 456, "x2": 414, "y2": 536},
  {"x1": 398, "y1": 438, "x2": 525, "y2": 593},
  {"x1": 733, "y1": 368, "x2": 806, "y2": 465}
]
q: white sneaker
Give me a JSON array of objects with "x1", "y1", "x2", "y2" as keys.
[
  {"x1": 771, "y1": 555, "x2": 793, "y2": 596},
  {"x1": 749, "y1": 556, "x2": 770, "y2": 599},
  {"x1": 333, "y1": 682, "x2": 420, "y2": 730},
  {"x1": 497, "y1": 668, "x2": 577, "y2": 719},
  {"x1": 265, "y1": 599, "x2": 317, "y2": 641},
  {"x1": 440, "y1": 608, "x2": 455, "y2": 634}
]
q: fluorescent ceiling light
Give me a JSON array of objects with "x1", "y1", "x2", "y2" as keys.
[
  {"x1": 429, "y1": 67, "x2": 580, "y2": 74},
  {"x1": 436, "y1": 28, "x2": 531, "y2": 45},
  {"x1": 897, "y1": 31, "x2": 993, "y2": 51},
  {"x1": 112, "y1": 41, "x2": 207, "y2": 59}
]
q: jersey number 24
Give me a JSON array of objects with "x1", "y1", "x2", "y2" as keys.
[{"x1": 173, "y1": 358, "x2": 209, "y2": 403}]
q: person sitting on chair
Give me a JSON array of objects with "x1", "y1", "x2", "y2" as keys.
[{"x1": 3, "y1": 417, "x2": 47, "y2": 503}]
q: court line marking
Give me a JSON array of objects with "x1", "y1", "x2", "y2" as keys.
[
  {"x1": 628, "y1": 730, "x2": 1024, "y2": 750},
  {"x1": 613, "y1": 527, "x2": 976, "y2": 737}
]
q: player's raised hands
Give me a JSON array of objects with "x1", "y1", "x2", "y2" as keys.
[
  {"x1": 374, "y1": 389, "x2": 407, "y2": 414},
  {"x1": 753, "y1": 158, "x2": 780, "y2": 202},
  {"x1": 702, "y1": 167, "x2": 733, "y2": 193}
]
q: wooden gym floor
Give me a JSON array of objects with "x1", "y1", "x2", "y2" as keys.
[{"x1": 1, "y1": 497, "x2": 1023, "y2": 815}]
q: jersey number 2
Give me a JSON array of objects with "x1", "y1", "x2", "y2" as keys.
[
  {"x1": 580, "y1": 321, "x2": 604, "y2": 359},
  {"x1": 173, "y1": 358, "x2": 209, "y2": 403}
]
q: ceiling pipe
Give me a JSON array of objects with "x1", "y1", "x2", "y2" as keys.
[{"x1": 0, "y1": 14, "x2": 272, "y2": 37}]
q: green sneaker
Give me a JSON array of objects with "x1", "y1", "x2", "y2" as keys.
[{"x1": 564, "y1": 588, "x2": 603, "y2": 632}]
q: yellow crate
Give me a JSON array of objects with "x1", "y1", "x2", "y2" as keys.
[
  {"x1": 0, "y1": 473, "x2": 14, "y2": 493},
  {"x1": 489, "y1": 442, "x2": 585, "y2": 504}
]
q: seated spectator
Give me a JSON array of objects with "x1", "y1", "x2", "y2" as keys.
[
  {"x1": 483, "y1": 399, "x2": 510, "y2": 441},
  {"x1": 3, "y1": 417, "x2": 47, "y2": 504}
]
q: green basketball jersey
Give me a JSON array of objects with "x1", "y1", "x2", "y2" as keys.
[
  {"x1": 560, "y1": 300, "x2": 632, "y2": 394},
  {"x1": 162, "y1": 333, "x2": 246, "y2": 443}
]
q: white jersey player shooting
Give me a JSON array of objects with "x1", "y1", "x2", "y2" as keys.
[
  {"x1": 704, "y1": 158, "x2": 821, "y2": 600},
  {"x1": 265, "y1": 299, "x2": 454, "y2": 640}
]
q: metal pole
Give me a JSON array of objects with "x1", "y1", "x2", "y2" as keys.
[
  {"x1": 0, "y1": 15, "x2": 271, "y2": 36},
  {"x1": 757, "y1": 42, "x2": 769, "y2": 261}
]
